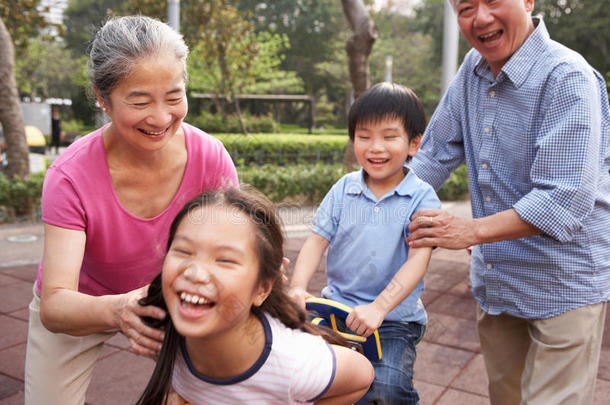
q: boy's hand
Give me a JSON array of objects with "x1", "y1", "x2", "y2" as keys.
[
  {"x1": 346, "y1": 302, "x2": 385, "y2": 338},
  {"x1": 287, "y1": 286, "x2": 312, "y2": 311}
]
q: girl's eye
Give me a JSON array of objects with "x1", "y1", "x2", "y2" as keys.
[
  {"x1": 133, "y1": 103, "x2": 149, "y2": 107},
  {"x1": 218, "y1": 258, "x2": 238, "y2": 265},
  {"x1": 171, "y1": 247, "x2": 191, "y2": 256}
]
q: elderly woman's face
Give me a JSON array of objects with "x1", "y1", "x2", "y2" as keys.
[{"x1": 103, "y1": 51, "x2": 187, "y2": 152}]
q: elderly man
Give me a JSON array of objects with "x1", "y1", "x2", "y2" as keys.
[{"x1": 407, "y1": 0, "x2": 610, "y2": 404}]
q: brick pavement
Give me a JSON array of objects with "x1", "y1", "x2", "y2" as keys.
[{"x1": 1, "y1": 237, "x2": 609, "y2": 404}]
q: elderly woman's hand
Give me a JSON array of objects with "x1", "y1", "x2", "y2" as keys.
[{"x1": 116, "y1": 285, "x2": 166, "y2": 356}]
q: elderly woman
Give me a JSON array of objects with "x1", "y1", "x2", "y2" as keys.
[{"x1": 24, "y1": 16, "x2": 238, "y2": 405}]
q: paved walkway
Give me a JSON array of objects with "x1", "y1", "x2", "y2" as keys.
[{"x1": 1, "y1": 201, "x2": 608, "y2": 404}]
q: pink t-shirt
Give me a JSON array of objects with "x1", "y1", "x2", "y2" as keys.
[{"x1": 37, "y1": 123, "x2": 238, "y2": 296}]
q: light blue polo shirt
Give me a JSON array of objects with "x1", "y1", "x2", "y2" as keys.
[{"x1": 312, "y1": 166, "x2": 441, "y2": 324}]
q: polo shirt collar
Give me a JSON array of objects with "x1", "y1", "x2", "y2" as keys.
[
  {"x1": 346, "y1": 165, "x2": 416, "y2": 198},
  {"x1": 474, "y1": 17, "x2": 549, "y2": 88}
]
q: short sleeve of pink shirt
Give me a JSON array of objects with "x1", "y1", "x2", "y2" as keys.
[{"x1": 37, "y1": 123, "x2": 238, "y2": 296}]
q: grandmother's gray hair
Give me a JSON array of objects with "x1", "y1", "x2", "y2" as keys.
[{"x1": 88, "y1": 15, "x2": 189, "y2": 101}]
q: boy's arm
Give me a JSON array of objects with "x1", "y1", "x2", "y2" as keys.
[
  {"x1": 288, "y1": 232, "x2": 330, "y2": 310},
  {"x1": 346, "y1": 246, "x2": 432, "y2": 337}
]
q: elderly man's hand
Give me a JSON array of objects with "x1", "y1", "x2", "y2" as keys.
[{"x1": 406, "y1": 209, "x2": 478, "y2": 250}]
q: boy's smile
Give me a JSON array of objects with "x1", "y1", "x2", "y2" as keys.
[{"x1": 353, "y1": 117, "x2": 421, "y2": 197}]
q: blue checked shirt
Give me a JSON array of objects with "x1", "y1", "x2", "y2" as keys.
[{"x1": 410, "y1": 19, "x2": 610, "y2": 319}]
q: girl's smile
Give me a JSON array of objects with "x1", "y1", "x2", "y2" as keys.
[
  {"x1": 176, "y1": 290, "x2": 214, "y2": 319},
  {"x1": 161, "y1": 205, "x2": 270, "y2": 341}
]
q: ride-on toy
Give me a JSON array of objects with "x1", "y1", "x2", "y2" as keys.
[{"x1": 305, "y1": 297, "x2": 382, "y2": 361}]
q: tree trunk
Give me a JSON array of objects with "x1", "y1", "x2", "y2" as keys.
[
  {"x1": 216, "y1": 43, "x2": 229, "y2": 121},
  {"x1": 217, "y1": 42, "x2": 248, "y2": 136},
  {"x1": 0, "y1": 18, "x2": 29, "y2": 179},
  {"x1": 341, "y1": 0, "x2": 377, "y2": 171},
  {"x1": 341, "y1": 0, "x2": 378, "y2": 99},
  {"x1": 232, "y1": 95, "x2": 249, "y2": 137}
]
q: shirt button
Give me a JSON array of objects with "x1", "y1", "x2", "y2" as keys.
[
  {"x1": 486, "y1": 263, "x2": 493, "y2": 270},
  {"x1": 485, "y1": 196, "x2": 492, "y2": 203},
  {"x1": 374, "y1": 206, "x2": 380, "y2": 212},
  {"x1": 489, "y1": 90, "x2": 496, "y2": 98},
  {"x1": 482, "y1": 163, "x2": 489, "y2": 169},
  {"x1": 484, "y1": 127, "x2": 490, "y2": 134}
]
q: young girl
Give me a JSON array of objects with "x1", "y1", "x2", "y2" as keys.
[{"x1": 136, "y1": 187, "x2": 374, "y2": 404}]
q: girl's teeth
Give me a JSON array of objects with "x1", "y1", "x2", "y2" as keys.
[{"x1": 179, "y1": 291, "x2": 209, "y2": 305}]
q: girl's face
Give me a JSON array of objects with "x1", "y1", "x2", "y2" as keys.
[
  {"x1": 162, "y1": 205, "x2": 271, "y2": 340},
  {"x1": 99, "y1": 50, "x2": 187, "y2": 153}
]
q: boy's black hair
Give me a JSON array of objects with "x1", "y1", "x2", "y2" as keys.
[{"x1": 348, "y1": 82, "x2": 426, "y2": 142}]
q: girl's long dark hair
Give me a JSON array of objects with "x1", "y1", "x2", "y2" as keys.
[{"x1": 135, "y1": 186, "x2": 348, "y2": 405}]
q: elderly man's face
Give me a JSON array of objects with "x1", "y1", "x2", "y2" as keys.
[{"x1": 453, "y1": 0, "x2": 535, "y2": 76}]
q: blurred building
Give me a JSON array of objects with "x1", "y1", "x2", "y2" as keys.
[
  {"x1": 375, "y1": 0, "x2": 422, "y2": 16},
  {"x1": 38, "y1": 0, "x2": 68, "y2": 37}
]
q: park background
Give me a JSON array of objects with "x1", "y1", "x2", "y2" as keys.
[
  {"x1": 1, "y1": 1, "x2": 610, "y2": 404},
  {"x1": 1, "y1": 0, "x2": 609, "y2": 221}
]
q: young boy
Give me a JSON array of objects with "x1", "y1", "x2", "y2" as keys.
[{"x1": 289, "y1": 82, "x2": 440, "y2": 404}]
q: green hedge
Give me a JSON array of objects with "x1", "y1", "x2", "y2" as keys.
[
  {"x1": 0, "y1": 172, "x2": 45, "y2": 222},
  {"x1": 238, "y1": 163, "x2": 469, "y2": 204},
  {"x1": 238, "y1": 164, "x2": 346, "y2": 204},
  {"x1": 0, "y1": 163, "x2": 469, "y2": 223},
  {"x1": 436, "y1": 164, "x2": 469, "y2": 201},
  {"x1": 189, "y1": 111, "x2": 279, "y2": 134},
  {"x1": 216, "y1": 133, "x2": 348, "y2": 166}
]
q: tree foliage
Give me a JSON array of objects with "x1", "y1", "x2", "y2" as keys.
[
  {"x1": 63, "y1": 0, "x2": 123, "y2": 57},
  {"x1": 123, "y1": 1, "x2": 256, "y2": 130},
  {"x1": 410, "y1": 0, "x2": 470, "y2": 68},
  {"x1": 0, "y1": 0, "x2": 59, "y2": 55},
  {"x1": 242, "y1": 31, "x2": 303, "y2": 94},
  {"x1": 15, "y1": 38, "x2": 87, "y2": 99},
  {"x1": 369, "y1": 11, "x2": 441, "y2": 116},
  {"x1": 187, "y1": 32, "x2": 304, "y2": 126},
  {"x1": 238, "y1": 0, "x2": 346, "y2": 96},
  {"x1": 534, "y1": 0, "x2": 610, "y2": 75}
]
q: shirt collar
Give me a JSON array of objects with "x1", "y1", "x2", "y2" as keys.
[
  {"x1": 474, "y1": 17, "x2": 550, "y2": 88},
  {"x1": 346, "y1": 165, "x2": 416, "y2": 198}
]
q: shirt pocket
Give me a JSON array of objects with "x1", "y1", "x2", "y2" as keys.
[{"x1": 495, "y1": 123, "x2": 534, "y2": 189}]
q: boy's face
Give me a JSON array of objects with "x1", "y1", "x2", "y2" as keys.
[{"x1": 353, "y1": 117, "x2": 421, "y2": 191}]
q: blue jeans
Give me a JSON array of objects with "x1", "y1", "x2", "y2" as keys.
[{"x1": 356, "y1": 321, "x2": 425, "y2": 405}]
